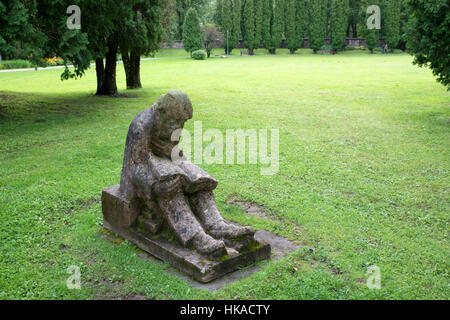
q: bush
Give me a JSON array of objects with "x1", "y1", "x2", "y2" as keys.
[
  {"x1": 191, "y1": 50, "x2": 207, "y2": 60},
  {"x1": 40, "y1": 57, "x2": 64, "y2": 67},
  {"x1": 0, "y1": 59, "x2": 32, "y2": 70}
]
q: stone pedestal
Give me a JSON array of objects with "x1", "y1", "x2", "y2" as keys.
[{"x1": 101, "y1": 186, "x2": 271, "y2": 283}]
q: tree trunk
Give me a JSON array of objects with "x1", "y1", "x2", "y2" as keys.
[
  {"x1": 96, "y1": 37, "x2": 118, "y2": 96},
  {"x1": 95, "y1": 58, "x2": 105, "y2": 93},
  {"x1": 122, "y1": 50, "x2": 142, "y2": 89}
]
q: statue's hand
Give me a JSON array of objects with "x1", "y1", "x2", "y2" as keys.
[{"x1": 152, "y1": 176, "x2": 182, "y2": 198}]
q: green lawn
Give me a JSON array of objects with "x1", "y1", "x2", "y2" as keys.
[{"x1": 0, "y1": 49, "x2": 448, "y2": 299}]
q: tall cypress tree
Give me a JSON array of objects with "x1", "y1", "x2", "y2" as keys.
[
  {"x1": 254, "y1": 0, "x2": 263, "y2": 50},
  {"x1": 182, "y1": 7, "x2": 202, "y2": 55},
  {"x1": 330, "y1": 0, "x2": 349, "y2": 52},
  {"x1": 262, "y1": 0, "x2": 274, "y2": 53},
  {"x1": 215, "y1": 0, "x2": 223, "y2": 28},
  {"x1": 383, "y1": 0, "x2": 401, "y2": 51},
  {"x1": 309, "y1": 0, "x2": 327, "y2": 53},
  {"x1": 243, "y1": 0, "x2": 256, "y2": 53},
  {"x1": 296, "y1": 0, "x2": 307, "y2": 50},
  {"x1": 364, "y1": 0, "x2": 379, "y2": 53},
  {"x1": 221, "y1": 0, "x2": 233, "y2": 53},
  {"x1": 285, "y1": 0, "x2": 298, "y2": 53},
  {"x1": 231, "y1": 0, "x2": 242, "y2": 51},
  {"x1": 270, "y1": 0, "x2": 284, "y2": 54}
]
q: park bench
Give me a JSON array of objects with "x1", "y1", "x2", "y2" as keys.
[{"x1": 240, "y1": 50, "x2": 249, "y2": 56}]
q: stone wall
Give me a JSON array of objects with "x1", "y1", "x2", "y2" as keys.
[{"x1": 160, "y1": 38, "x2": 386, "y2": 50}]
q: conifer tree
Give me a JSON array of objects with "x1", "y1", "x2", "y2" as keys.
[
  {"x1": 383, "y1": 0, "x2": 401, "y2": 51},
  {"x1": 269, "y1": 0, "x2": 284, "y2": 54},
  {"x1": 262, "y1": 0, "x2": 274, "y2": 53},
  {"x1": 254, "y1": 0, "x2": 263, "y2": 50},
  {"x1": 221, "y1": 0, "x2": 233, "y2": 48},
  {"x1": 231, "y1": 0, "x2": 242, "y2": 51},
  {"x1": 286, "y1": 0, "x2": 300, "y2": 53},
  {"x1": 330, "y1": 0, "x2": 349, "y2": 52},
  {"x1": 243, "y1": 0, "x2": 256, "y2": 53},
  {"x1": 309, "y1": 0, "x2": 327, "y2": 53},
  {"x1": 183, "y1": 8, "x2": 202, "y2": 55}
]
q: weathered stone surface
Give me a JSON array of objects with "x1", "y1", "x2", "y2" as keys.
[
  {"x1": 101, "y1": 90, "x2": 271, "y2": 281},
  {"x1": 102, "y1": 186, "x2": 139, "y2": 228}
]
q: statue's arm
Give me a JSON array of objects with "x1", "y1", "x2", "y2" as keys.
[{"x1": 130, "y1": 162, "x2": 155, "y2": 196}]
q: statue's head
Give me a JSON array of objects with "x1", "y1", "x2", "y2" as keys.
[{"x1": 154, "y1": 90, "x2": 193, "y2": 141}]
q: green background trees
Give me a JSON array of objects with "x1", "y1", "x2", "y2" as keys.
[
  {"x1": 330, "y1": 0, "x2": 349, "y2": 52},
  {"x1": 309, "y1": 0, "x2": 326, "y2": 53},
  {"x1": 242, "y1": 0, "x2": 256, "y2": 53},
  {"x1": 182, "y1": 7, "x2": 203, "y2": 55},
  {"x1": 406, "y1": 0, "x2": 450, "y2": 88},
  {"x1": 383, "y1": 0, "x2": 401, "y2": 51}
]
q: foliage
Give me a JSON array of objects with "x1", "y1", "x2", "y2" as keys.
[
  {"x1": 201, "y1": 23, "x2": 224, "y2": 57},
  {"x1": 175, "y1": 0, "x2": 208, "y2": 39},
  {"x1": 0, "y1": 0, "x2": 36, "y2": 59},
  {"x1": 269, "y1": 0, "x2": 284, "y2": 54},
  {"x1": 231, "y1": 0, "x2": 242, "y2": 51},
  {"x1": 253, "y1": 0, "x2": 263, "y2": 50},
  {"x1": 405, "y1": 0, "x2": 450, "y2": 88},
  {"x1": 285, "y1": 0, "x2": 303, "y2": 54},
  {"x1": 308, "y1": 0, "x2": 326, "y2": 53},
  {"x1": 262, "y1": 0, "x2": 273, "y2": 52},
  {"x1": 191, "y1": 49, "x2": 207, "y2": 59},
  {"x1": 182, "y1": 7, "x2": 203, "y2": 54},
  {"x1": 362, "y1": 0, "x2": 380, "y2": 53},
  {"x1": 243, "y1": 0, "x2": 256, "y2": 52},
  {"x1": 0, "y1": 59, "x2": 32, "y2": 69},
  {"x1": 330, "y1": 0, "x2": 349, "y2": 52},
  {"x1": 383, "y1": 0, "x2": 401, "y2": 50}
]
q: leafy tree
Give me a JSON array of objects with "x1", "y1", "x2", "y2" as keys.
[
  {"x1": 285, "y1": 0, "x2": 299, "y2": 53},
  {"x1": 0, "y1": 0, "x2": 33, "y2": 60},
  {"x1": 254, "y1": 0, "x2": 263, "y2": 50},
  {"x1": 262, "y1": 0, "x2": 274, "y2": 53},
  {"x1": 309, "y1": 0, "x2": 326, "y2": 53},
  {"x1": 231, "y1": 0, "x2": 242, "y2": 51},
  {"x1": 202, "y1": 23, "x2": 224, "y2": 57},
  {"x1": 220, "y1": 0, "x2": 233, "y2": 52},
  {"x1": 383, "y1": 0, "x2": 401, "y2": 51},
  {"x1": 330, "y1": 0, "x2": 349, "y2": 52},
  {"x1": 183, "y1": 7, "x2": 203, "y2": 55},
  {"x1": 269, "y1": 0, "x2": 284, "y2": 54},
  {"x1": 161, "y1": 0, "x2": 177, "y2": 43},
  {"x1": 363, "y1": 0, "x2": 379, "y2": 53},
  {"x1": 242, "y1": 0, "x2": 256, "y2": 53},
  {"x1": 119, "y1": 1, "x2": 164, "y2": 89},
  {"x1": 347, "y1": 0, "x2": 361, "y2": 37},
  {"x1": 175, "y1": 0, "x2": 208, "y2": 39},
  {"x1": 215, "y1": 0, "x2": 223, "y2": 27},
  {"x1": 405, "y1": 0, "x2": 449, "y2": 88}
]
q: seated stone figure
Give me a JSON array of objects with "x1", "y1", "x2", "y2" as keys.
[{"x1": 119, "y1": 90, "x2": 254, "y2": 258}]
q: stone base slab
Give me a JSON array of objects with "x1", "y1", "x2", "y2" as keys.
[{"x1": 102, "y1": 185, "x2": 271, "y2": 283}]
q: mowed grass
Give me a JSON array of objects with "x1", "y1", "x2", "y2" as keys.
[{"x1": 0, "y1": 49, "x2": 448, "y2": 299}]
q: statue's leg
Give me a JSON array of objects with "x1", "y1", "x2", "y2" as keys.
[
  {"x1": 157, "y1": 193, "x2": 227, "y2": 258},
  {"x1": 189, "y1": 191, "x2": 255, "y2": 239}
]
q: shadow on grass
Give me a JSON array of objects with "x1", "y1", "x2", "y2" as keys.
[{"x1": 0, "y1": 91, "x2": 144, "y2": 123}]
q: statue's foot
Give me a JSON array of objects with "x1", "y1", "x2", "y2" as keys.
[
  {"x1": 208, "y1": 221, "x2": 255, "y2": 240},
  {"x1": 191, "y1": 231, "x2": 227, "y2": 259}
]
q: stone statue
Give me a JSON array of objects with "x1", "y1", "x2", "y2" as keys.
[
  {"x1": 119, "y1": 90, "x2": 254, "y2": 258},
  {"x1": 102, "y1": 90, "x2": 270, "y2": 282}
]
